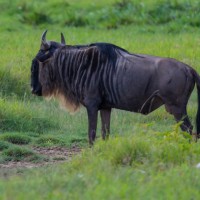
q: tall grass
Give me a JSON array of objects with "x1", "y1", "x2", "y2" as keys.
[
  {"x1": 1, "y1": 0, "x2": 200, "y2": 198},
  {"x1": 1, "y1": 23, "x2": 200, "y2": 150},
  {"x1": 0, "y1": 130, "x2": 200, "y2": 199},
  {"x1": 1, "y1": 0, "x2": 200, "y2": 30}
]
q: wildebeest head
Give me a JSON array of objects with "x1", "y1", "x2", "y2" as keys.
[{"x1": 31, "y1": 30, "x2": 66, "y2": 96}]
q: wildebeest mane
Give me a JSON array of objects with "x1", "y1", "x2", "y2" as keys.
[
  {"x1": 90, "y1": 42, "x2": 129, "y2": 62},
  {"x1": 45, "y1": 42, "x2": 129, "y2": 111},
  {"x1": 39, "y1": 42, "x2": 145, "y2": 113},
  {"x1": 64, "y1": 42, "x2": 129, "y2": 64}
]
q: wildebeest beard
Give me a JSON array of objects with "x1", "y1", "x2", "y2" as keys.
[{"x1": 37, "y1": 50, "x2": 81, "y2": 113}]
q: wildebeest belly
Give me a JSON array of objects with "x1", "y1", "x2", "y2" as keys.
[
  {"x1": 100, "y1": 90, "x2": 163, "y2": 114},
  {"x1": 109, "y1": 64, "x2": 159, "y2": 113},
  {"x1": 117, "y1": 96, "x2": 163, "y2": 114}
]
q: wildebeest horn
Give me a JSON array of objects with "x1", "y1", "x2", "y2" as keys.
[
  {"x1": 41, "y1": 30, "x2": 48, "y2": 42},
  {"x1": 41, "y1": 30, "x2": 50, "y2": 50},
  {"x1": 61, "y1": 33, "x2": 66, "y2": 45}
]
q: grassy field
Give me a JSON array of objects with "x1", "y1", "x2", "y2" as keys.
[{"x1": 1, "y1": 0, "x2": 200, "y2": 199}]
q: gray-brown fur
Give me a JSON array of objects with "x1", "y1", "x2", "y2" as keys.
[{"x1": 31, "y1": 31, "x2": 200, "y2": 145}]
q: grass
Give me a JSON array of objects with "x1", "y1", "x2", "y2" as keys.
[
  {"x1": 2, "y1": 146, "x2": 35, "y2": 161},
  {"x1": 0, "y1": 130, "x2": 200, "y2": 199},
  {"x1": 1, "y1": 146, "x2": 45, "y2": 163},
  {"x1": 35, "y1": 136, "x2": 65, "y2": 147},
  {"x1": 0, "y1": 98, "x2": 58, "y2": 132},
  {"x1": 0, "y1": 141, "x2": 10, "y2": 151},
  {"x1": 0, "y1": 133, "x2": 31, "y2": 145},
  {"x1": 1, "y1": 0, "x2": 200, "y2": 199},
  {"x1": 2, "y1": 0, "x2": 200, "y2": 30},
  {"x1": 1, "y1": 11, "x2": 200, "y2": 156}
]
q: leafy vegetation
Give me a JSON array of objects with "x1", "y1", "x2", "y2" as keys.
[
  {"x1": 2, "y1": 146, "x2": 42, "y2": 162},
  {"x1": 1, "y1": 130, "x2": 200, "y2": 199},
  {"x1": 0, "y1": 141, "x2": 10, "y2": 151},
  {"x1": 1, "y1": 0, "x2": 200, "y2": 199},
  {"x1": 0, "y1": 133, "x2": 31, "y2": 145},
  {"x1": 35, "y1": 136, "x2": 65, "y2": 147},
  {"x1": 2, "y1": 0, "x2": 200, "y2": 30}
]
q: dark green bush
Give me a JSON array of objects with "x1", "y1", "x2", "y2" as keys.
[
  {"x1": 0, "y1": 133, "x2": 31, "y2": 145},
  {"x1": 0, "y1": 141, "x2": 10, "y2": 151},
  {"x1": 2, "y1": 0, "x2": 200, "y2": 29},
  {"x1": 35, "y1": 136, "x2": 65, "y2": 146},
  {"x1": 2, "y1": 146, "x2": 35, "y2": 161},
  {"x1": 21, "y1": 11, "x2": 52, "y2": 25}
]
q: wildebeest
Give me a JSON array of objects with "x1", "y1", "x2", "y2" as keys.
[{"x1": 31, "y1": 30, "x2": 200, "y2": 145}]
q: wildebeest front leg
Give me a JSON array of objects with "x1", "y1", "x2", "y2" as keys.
[
  {"x1": 100, "y1": 108, "x2": 111, "y2": 140},
  {"x1": 86, "y1": 107, "x2": 98, "y2": 145}
]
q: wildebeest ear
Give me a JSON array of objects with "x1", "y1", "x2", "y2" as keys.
[
  {"x1": 41, "y1": 30, "x2": 50, "y2": 50},
  {"x1": 61, "y1": 33, "x2": 66, "y2": 45}
]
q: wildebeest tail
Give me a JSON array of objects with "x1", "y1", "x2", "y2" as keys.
[{"x1": 192, "y1": 69, "x2": 200, "y2": 135}]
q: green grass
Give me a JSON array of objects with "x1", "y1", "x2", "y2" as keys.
[
  {"x1": 1, "y1": 146, "x2": 44, "y2": 163},
  {"x1": 0, "y1": 98, "x2": 58, "y2": 132},
  {"x1": 35, "y1": 136, "x2": 65, "y2": 147},
  {"x1": 0, "y1": 133, "x2": 31, "y2": 145},
  {"x1": 1, "y1": 0, "x2": 200, "y2": 199},
  {"x1": 2, "y1": 0, "x2": 200, "y2": 30},
  {"x1": 1, "y1": 0, "x2": 200, "y2": 154},
  {"x1": 0, "y1": 130, "x2": 200, "y2": 199},
  {"x1": 0, "y1": 141, "x2": 10, "y2": 151}
]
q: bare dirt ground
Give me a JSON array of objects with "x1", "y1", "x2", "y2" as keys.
[{"x1": 0, "y1": 146, "x2": 82, "y2": 170}]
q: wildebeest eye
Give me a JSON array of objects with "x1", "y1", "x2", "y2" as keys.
[{"x1": 40, "y1": 49, "x2": 47, "y2": 53}]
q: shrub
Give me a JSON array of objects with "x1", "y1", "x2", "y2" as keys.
[
  {"x1": 2, "y1": 146, "x2": 35, "y2": 161},
  {"x1": 0, "y1": 98, "x2": 58, "y2": 133},
  {"x1": 0, "y1": 141, "x2": 10, "y2": 151},
  {"x1": 0, "y1": 133, "x2": 31, "y2": 145},
  {"x1": 35, "y1": 136, "x2": 65, "y2": 146}
]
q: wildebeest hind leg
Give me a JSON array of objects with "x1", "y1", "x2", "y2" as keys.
[
  {"x1": 165, "y1": 105, "x2": 193, "y2": 134},
  {"x1": 100, "y1": 108, "x2": 111, "y2": 140}
]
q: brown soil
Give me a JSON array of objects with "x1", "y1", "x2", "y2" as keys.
[{"x1": 0, "y1": 146, "x2": 81, "y2": 170}]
